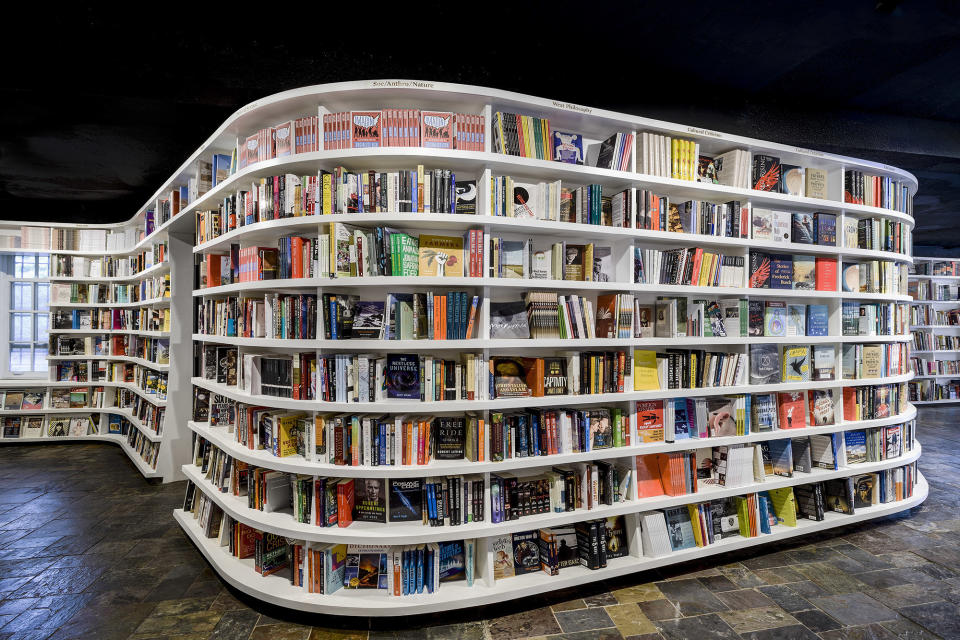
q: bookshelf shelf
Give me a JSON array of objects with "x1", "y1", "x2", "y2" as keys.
[
  {"x1": 49, "y1": 297, "x2": 170, "y2": 309},
  {"x1": 186, "y1": 405, "x2": 916, "y2": 479},
  {"x1": 172, "y1": 472, "x2": 926, "y2": 616}
]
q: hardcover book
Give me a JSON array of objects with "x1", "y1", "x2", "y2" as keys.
[
  {"x1": 769, "y1": 254, "x2": 793, "y2": 289},
  {"x1": 663, "y1": 506, "x2": 697, "y2": 551},
  {"x1": 389, "y1": 479, "x2": 423, "y2": 522},
  {"x1": 592, "y1": 246, "x2": 614, "y2": 282},
  {"x1": 792, "y1": 255, "x2": 816, "y2": 290},
  {"x1": 636, "y1": 400, "x2": 665, "y2": 442},
  {"x1": 782, "y1": 345, "x2": 810, "y2": 383},
  {"x1": 841, "y1": 263, "x2": 859, "y2": 292},
  {"x1": 351, "y1": 301, "x2": 385, "y2": 339},
  {"x1": 751, "y1": 393, "x2": 777, "y2": 431},
  {"x1": 815, "y1": 257, "x2": 837, "y2": 291},
  {"x1": 781, "y1": 165, "x2": 805, "y2": 196},
  {"x1": 552, "y1": 131, "x2": 584, "y2": 165},
  {"x1": 809, "y1": 389, "x2": 835, "y2": 426},
  {"x1": 814, "y1": 213, "x2": 836, "y2": 245},
  {"x1": 353, "y1": 478, "x2": 386, "y2": 523},
  {"x1": 489, "y1": 301, "x2": 531, "y2": 339},
  {"x1": 764, "y1": 301, "x2": 787, "y2": 337},
  {"x1": 786, "y1": 304, "x2": 806, "y2": 337},
  {"x1": 751, "y1": 209, "x2": 775, "y2": 241},
  {"x1": 806, "y1": 305, "x2": 829, "y2": 336},
  {"x1": 455, "y1": 181, "x2": 477, "y2": 214},
  {"x1": 748, "y1": 300, "x2": 765, "y2": 336},
  {"x1": 749, "y1": 252, "x2": 771, "y2": 288},
  {"x1": 844, "y1": 430, "x2": 867, "y2": 464},
  {"x1": 750, "y1": 344, "x2": 781, "y2": 385},
  {"x1": 805, "y1": 168, "x2": 828, "y2": 199},
  {"x1": 511, "y1": 530, "x2": 541, "y2": 576},
  {"x1": 777, "y1": 392, "x2": 807, "y2": 429},
  {"x1": 812, "y1": 345, "x2": 836, "y2": 380},
  {"x1": 418, "y1": 235, "x2": 464, "y2": 277},
  {"x1": 385, "y1": 354, "x2": 421, "y2": 399},
  {"x1": 543, "y1": 358, "x2": 567, "y2": 396},
  {"x1": 752, "y1": 154, "x2": 781, "y2": 192},
  {"x1": 492, "y1": 357, "x2": 540, "y2": 398},
  {"x1": 791, "y1": 212, "x2": 814, "y2": 244},
  {"x1": 421, "y1": 111, "x2": 454, "y2": 148}
]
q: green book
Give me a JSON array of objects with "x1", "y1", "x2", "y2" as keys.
[{"x1": 390, "y1": 233, "x2": 419, "y2": 277}]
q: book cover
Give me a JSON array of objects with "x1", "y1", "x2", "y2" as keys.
[
  {"x1": 489, "y1": 301, "x2": 530, "y2": 339},
  {"x1": 791, "y1": 213, "x2": 814, "y2": 244},
  {"x1": 343, "y1": 547, "x2": 388, "y2": 589},
  {"x1": 563, "y1": 244, "x2": 586, "y2": 281},
  {"x1": 353, "y1": 478, "x2": 386, "y2": 523},
  {"x1": 418, "y1": 235, "x2": 464, "y2": 277},
  {"x1": 351, "y1": 301, "x2": 385, "y2": 339},
  {"x1": 595, "y1": 294, "x2": 618, "y2": 338},
  {"x1": 751, "y1": 209, "x2": 775, "y2": 241},
  {"x1": 764, "y1": 301, "x2": 787, "y2": 337},
  {"x1": 769, "y1": 254, "x2": 793, "y2": 289},
  {"x1": 492, "y1": 534, "x2": 515, "y2": 579},
  {"x1": 512, "y1": 530, "x2": 541, "y2": 576},
  {"x1": 781, "y1": 165, "x2": 805, "y2": 196},
  {"x1": 823, "y1": 478, "x2": 854, "y2": 515},
  {"x1": 592, "y1": 246, "x2": 614, "y2": 282},
  {"x1": 499, "y1": 239, "x2": 527, "y2": 278},
  {"x1": 766, "y1": 439, "x2": 794, "y2": 477},
  {"x1": 697, "y1": 154, "x2": 719, "y2": 183},
  {"x1": 786, "y1": 304, "x2": 806, "y2": 337},
  {"x1": 853, "y1": 474, "x2": 876, "y2": 509},
  {"x1": 492, "y1": 357, "x2": 540, "y2": 398},
  {"x1": 3, "y1": 392, "x2": 24, "y2": 411},
  {"x1": 808, "y1": 389, "x2": 835, "y2": 426},
  {"x1": 750, "y1": 344, "x2": 781, "y2": 385},
  {"x1": 751, "y1": 393, "x2": 777, "y2": 431},
  {"x1": 792, "y1": 255, "x2": 815, "y2": 290},
  {"x1": 455, "y1": 181, "x2": 477, "y2": 214},
  {"x1": 772, "y1": 210, "x2": 792, "y2": 242},
  {"x1": 435, "y1": 417, "x2": 465, "y2": 459},
  {"x1": 841, "y1": 263, "x2": 859, "y2": 292},
  {"x1": 805, "y1": 168, "x2": 828, "y2": 199},
  {"x1": 814, "y1": 213, "x2": 836, "y2": 245},
  {"x1": 782, "y1": 345, "x2": 810, "y2": 383},
  {"x1": 543, "y1": 358, "x2": 567, "y2": 396},
  {"x1": 531, "y1": 247, "x2": 552, "y2": 279},
  {"x1": 421, "y1": 111, "x2": 454, "y2": 148},
  {"x1": 635, "y1": 400, "x2": 665, "y2": 442},
  {"x1": 389, "y1": 479, "x2": 423, "y2": 522},
  {"x1": 553, "y1": 131, "x2": 584, "y2": 165},
  {"x1": 752, "y1": 154, "x2": 781, "y2": 192},
  {"x1": 748, "y1": 300, "x2": 765, "y2": 336},
  {"x1": 385, "y1": 354, "x2": 421, "y2": 399},
  {"x1": 815, "y1": 257, "x2": 837, "y2": 291},
  {"x1": 777, "y1": 392, "x2": 806, "y2": 429},
  {"x1": 749, "y1": 252, "x2": 771, "y2": 288},
  {"x1": 350, "y1": 111, "x2": 381, "y2": 148},
  {"x1": 663, "y1": 506, "x2": 696, "y2": 551},
  {"x1": 438, "y1": 541, "x2": 466, "y2": 582},
  {"x1": 706, "y1": 396, "x2": 738, "y2": 437},
  {"x1": 844, "y1": 430, "x2": 867, "y2": 464},
  {"x1": 812, "y1": 345, "x2": 836, "y2": 380},
  {"x1": 636, "y1": 305, "x2": 655, "y2": 338},
  {"x1": 589, "y1": 410, "x2": 613, "y2": 449},
  {"x1": 604, "y1": 516, "x2": 628, "y2": 559},
  {"x1": 806, "y1": 305, "x2": 828, "y2": 336}
]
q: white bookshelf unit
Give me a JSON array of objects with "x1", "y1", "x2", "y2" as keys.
[
  {"x1": 3, "y1": 80, "x2": 924, "y2": 614},
  {"x1": 909, "y1": 256, "x2": 960, "y2": 404},
  {"x1": 0, "y1": 212, "x2": 195, "y2": 481}
]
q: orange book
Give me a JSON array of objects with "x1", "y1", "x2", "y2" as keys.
[
  {"x1": 842, "y1": 387, "x2": 857, "y2": 421},
  {"x1": 291, "y1": 237, "x2": 303, "y2": 278},
  {"x1": 205, "y1": 256, "x2": 221, "y2": 289},
  {"x1": 815, "y1": 257, "x2": 838, "y2": 291},
  {"x1": 635, "y1": 455, "x2": 666, "y2": 498}
]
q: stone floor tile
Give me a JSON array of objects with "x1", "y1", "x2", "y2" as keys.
[
  {"x1": 791, "y1": 608, "x2": 842, "y2": 632},
  {"x1": 487, "y1": 605, "x2": 561, "y2": 639},
  {"x1": 717, "y1": 606, "x2": 797, "y2": 633},
  {"x1": 696, "y1": 575, "x2": 740, "y2": 592},
  {"x1": 714, "y1": 588, "x2": 776, "y2": 610},
  {"x1": 247, "y1": 623, "x2": 313, "y2": 640},
  {"x1": 752, "y1": 567, "x2": 805, "y2": 585},
  {"x1": 132, "y1": 610, "x2": 223, "y2": 636},
  {"x1": 756, "y1": 585, "x2": 811, "y2": 612},
  {"x1": 654, "y1": 579, "x2": 728, "y2": 616},
  {"x1": 898, "y1": 600, "x2": 960, "y2": 639},
  {"x1": 552, "y1": 607, "x2": 615, "y2": 633},
  {"x1": 810, "y1": 592, "x2": 899, "y2": 626},
  {"x1": 737, "y1": 624, "x2": 820, "y2": 640},
  {"x1": 610, "y1": 583, "x2": 663, "y2": 604},
  {"x1": 654, "y1": 613, "x2": 740, "y2": 640},
  {"x1": 604, "y1": 604, "x2": 657, "y2": 636},
  {"x1": 817, "y1": 623, "x2": 901, "y2": 640}
]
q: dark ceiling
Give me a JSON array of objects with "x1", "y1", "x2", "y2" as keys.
[{"x1": 3, "y1": 1, "x2": 960, "y2": 247}]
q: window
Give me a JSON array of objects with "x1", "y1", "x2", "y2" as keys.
[{"x1": 0, "y1": 253, "x2": 49, "y2": 377}]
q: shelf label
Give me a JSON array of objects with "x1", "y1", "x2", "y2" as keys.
[
  {"x1": 551, "y1": 100, "x2": 592, "y2": 114},
  {"x1": 794, "y1": 146, "x2": 825, "y2": 158},
  {"x1": 370, "y1": 80, "x2": 435, "y2": 89},
  {"x1": 687, "y1": 126, "x2": 723, "y2": 139}
]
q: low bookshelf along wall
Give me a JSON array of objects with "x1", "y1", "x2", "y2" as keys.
[
  {"x1": 4, "y1": 80, "x2": 927, "y2": 613},
  {"x1": 909, "y1": 256, "x2": 960, "y2": 404}
]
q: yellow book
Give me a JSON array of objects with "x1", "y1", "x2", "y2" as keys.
[
  {"x1": 583, "y1": 244, "x2": 594, "y2": 282},
  {"x1": 671, "y1": 138, "x2": 679, "y2": 179},
  {"x1": 321, "y1": 172, "x2": 333, "y2": 214},
  {"x1": 523, "y1": 116, "x2": 534, "y2": 158},
  {"x1": 633, "y1": 350, "x2": 660, "y2": 390},
  {"x1": 767, "y1": 487, "x2": 798, "y2": 527},
  {"x1": 687, "y1": 504, "x2": 704, "y2": 547},
  {"x1": 275, "y1": 412, "x2": 307, "y2": 457},
  {"x1": 162, "y1": 308, "x2": 171, "y2": 332},
  {"x1": 417, "y1": 164, "x2": 425, "y2": 212},
  {"x1": 418, "y1": 234, "x2": 464, "y2": 277}
]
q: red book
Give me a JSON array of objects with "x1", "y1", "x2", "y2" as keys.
[
  {"x1": 205, "y1": 256, "x2": 220, "y2": 289},
  {"x1": 235, "y1": 522, "x2": 257, "y2": 559},
  {"x1": 815, "y1": 257, "x2": 838, "y2": 291},
  {"x1": 336, "y1": 478, "x2": 354, "y2": 527},
  {"x1": 635, "y1": 454, "x2": 666, "y2": 498},
  {"x1": 777, "y1": 392, "x2": 807, "y2": 429},
  {"x1": 842, "y1": 387, "x2": 857, "y2": 421}
]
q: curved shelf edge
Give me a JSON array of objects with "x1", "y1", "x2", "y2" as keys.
[
  {"x1": 182, "y1": 443, "x2": 921, "y2": 545},
  {"x1": 172, "y1": 472, "x2": 927, "y2": 616}
]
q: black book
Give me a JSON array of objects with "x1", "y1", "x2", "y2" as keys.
[
  {"x1": 203, "y1": 345, "x2": 217, "y2": 379},
  {"x1": 435, "y1": 417, "x2": 465, "y2": 460},
  {"x1": 791, "y1": 213, "x2": 814, "y2": 244},
  {"x1": 353, "y1": 478, "x2": 386, "y2": 523},
  {"x1": 455, "y1": 180, "x2": 477, "y2": 215},
  {"x1": 192, "y1": 387, "x2": 210, "y2": 422},
  {"x1": 752, "y1": 154, "x2": 781, "y2": 192},
  {"x1": 748, "y1": 300, "x2": 765, "y2": 337},
  {"x1": 595, "y1": 133, "x2": 619, "y2": 170},
  {"x1": 512, "y1": 530, "x2": 541, "y2": 576},
  {"x1": 385, "y1": 354, "x2": 420, "y2": 400}
]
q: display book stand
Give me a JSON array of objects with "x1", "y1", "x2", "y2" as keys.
[
  {"x1": 0, "y1": 210, "x2": 195, "y2": 481},
  {"x1": 909, "y1": 256, "x2": 960, "y2": 404},
  {"x1": 165, "y1": 80, "x2": 922, "y2": 615}
]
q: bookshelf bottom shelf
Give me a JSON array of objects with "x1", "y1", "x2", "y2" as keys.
[
  {"x1": 0, "y1": 433, "x2": 162, "y2": 478},
  {"x1": 173, "y1": 473, "x2": 929, "y2": 616}
]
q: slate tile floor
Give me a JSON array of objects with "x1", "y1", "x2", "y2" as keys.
[{"x1": 0, "y1": 408, "x2": 959, "y2": 640}]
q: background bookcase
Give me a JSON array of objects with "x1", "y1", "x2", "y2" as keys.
[
  {"x1": 909, "y1": 255, "x2": 960, "y2": 404},
  {"x1": 0, "y1": 81, "x2": 928, "y2": 613}
]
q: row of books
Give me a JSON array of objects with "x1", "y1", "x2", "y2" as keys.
[
  {"x1": 913, "y1": 260, "x2": 960, "y2": 276},
  {"x1": 752, "y1": 210, "x2": 835, "y2": 245},
  {"x1": 842, "y1": 301, "x2": 909, "y2": 337},
  {"x1": 51, "y1": 245, "x2": 165, "y2": 278},
  {"x1": 908, "y1": 306, "x2": 960, "y2": 326},
  {"x1": 913, "y1": 332, "x2": 960, "y2": 351},
  {"x1": 910, "y1": 358, "x2": 960, "y2": 376},
  {"x1": 489, "y1": 293, "x2": 632, "y2": 340},
  {"x1": 50, "y1": 276, "x2": 170, "y2": 305},
  {"x1": 908, "y1": 280, "x2": 960, "y2": 302},
  {"x1": 55, "y1": 360, "x2": 169, "y2": 399},
  {"x1": 844, "y1": 170, "x2": 911, "y2": 213},
  {"x1": 322, "y1": 292, "x2": 480, "y2": 341},
  {"x1": 51, "y1": 307, "x2": 171, "y2": 334},
  {"x1": 322, "y1": 110, "x2": 484, "y2": 151},
  {"x1": 195, "y1": 293, "x2": 318, "y2": 340},
  {"x1": 51, "y1": 335, "x2": 170, "y2": 365},
  {"x1": 635, "y1": 247, "x2": 746, "y2": 288},
  {"x1": 909, "y1": 380, "x2": 960, "y2": 402},
  {"x1": 747, "y1": 253, "x2": 836, "y2": 290}
]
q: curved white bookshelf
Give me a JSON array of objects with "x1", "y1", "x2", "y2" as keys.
[{"x1": 66, "y1": 78, "x2": 919, "y2": 614}]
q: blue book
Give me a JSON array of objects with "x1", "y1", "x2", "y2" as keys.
[
  {"x1": 672, "y1": 398, "x2": 691, "y2": 440},
  {"x1": 806, "y1": 304, "x2": 829, "y2": 336},
  {"x1": 211, "y1": 153, "x2": 232, "y2": 187},
  {"x1": 552, "y1": 131, "x2": 584, "y2": 165},
  {"x1": 769, "y1": 254, "x2": 793, "y2": 289},
  {"x1": 814, "y1": 213, "x2": 837, "y2": 246},
  {"x1": 663, "y1": 506, "x2": 697, "y2": 551}
]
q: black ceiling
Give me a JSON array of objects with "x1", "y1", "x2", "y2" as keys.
[{"x1": 3, "y1": 2, "x2": 960, "y2": 246}]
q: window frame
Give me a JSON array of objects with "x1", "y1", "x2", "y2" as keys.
[{"x1": 0, "y1": 252, "x2": 50, "y2": 378}]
